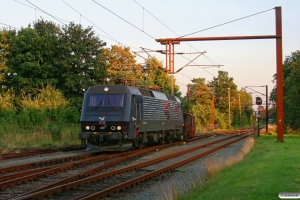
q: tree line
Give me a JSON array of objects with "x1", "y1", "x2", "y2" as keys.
[
  {"x1": 0, "y1": 20, "x2": 178, "y2": 110},
  {"x1": 2, "y1": 19, "x2": 299, "y2": 132}
]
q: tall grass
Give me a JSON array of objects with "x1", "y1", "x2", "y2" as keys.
[
  {"x1": 205, "y1": 137, "x2": 255, "y2": 177},
  {"x1": 0, "y1": 85, "x2": 80, "y2": 151}
]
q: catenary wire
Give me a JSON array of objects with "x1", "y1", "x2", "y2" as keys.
[
  {"x1": 14, "y1": 0, "x2": 69, "y2": 23},
  {"x1": 180, "y1": 7, "x2": 275, "y2": 38},
  {"x1": 91, "y1": 0, "x2": 218, "y2": 75},
  {"x1": 25, "y1": 0, "x2": 67, "y2": 25},
  {"x1": 92, "y1": 0, "x2": 156, "y2": 40},
  {"x1": 134, "y1": 0, "x2": 265, "y2": 90},
  {"x1": 9, "y1": 1, "x2": 255, "y2": 92},
  {"x1": 61, "y1": 0, "x2": 118, "y2": 43},
  {"x1": 13, "y1": 0, "x2": 140, "y2": 51},
  {"x1": 6, "y1": 1, "x2": 206, "y2": 86},
  {"x1": 133, "y1": 0, "x2": 217, "y2": 76},
  {"x1": 0, "y1": 22, "x2": 18, "y2": 30}
]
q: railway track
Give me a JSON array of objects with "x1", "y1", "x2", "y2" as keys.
[
  {"x1": 0, "y1": 141, "x2": 185, "y2": 199},
  {"x1": 0, "y1": 145, "x2": 86, "y2": 160},
  {"x1": 0, "y1": 130, "x2": 253, "y2": 200}
]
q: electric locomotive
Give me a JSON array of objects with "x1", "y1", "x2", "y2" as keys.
[{"x1": 78, "y1": 84, "x2": 195, "y2": 150}]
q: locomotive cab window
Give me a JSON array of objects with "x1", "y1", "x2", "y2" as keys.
[
  {"x1": 105, "y1": 95, "x2": 123, "y2": 106},
  {"x1": 88, "y1": 94, "x2": 105, "y2": 107},
  {"x1": 88, "y1": 94, "x2": 124, "y2": 107}
]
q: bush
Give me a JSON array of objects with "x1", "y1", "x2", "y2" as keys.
[
  {"x1": 16, "y1": 110, "x2": 32, "y2": 129},
  {"x1": 0, "y1": 109, "x2": 17, "y2": 124},
  {"x1": 47, "y1": 105, "x2": 80, "y2": 124},
  {"x1": 46, "y1": 124, "x2": 62, "y2": 141},
  {"x1": 0, "y1": 89, "x2": 16, "y2": 111}
]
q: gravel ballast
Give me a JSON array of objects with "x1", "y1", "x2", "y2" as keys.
[
  {"x1": 0, "y1": 134, "x2": 254, "y2": 200},
  {"x1": 103, "y1": 135, "x2": 253, "y2": 200}
]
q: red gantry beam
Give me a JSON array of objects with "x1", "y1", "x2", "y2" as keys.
[{"x1": 156, "y1": 7, "x2": 284, "y2": 142}]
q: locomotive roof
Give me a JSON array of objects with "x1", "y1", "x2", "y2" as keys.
[{"x1": 87, "y1": 85, "x2": 181, "y2": 103}]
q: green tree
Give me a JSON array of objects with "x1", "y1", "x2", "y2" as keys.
[
  {"x1": 2, "y1": 20, "x2": 107, "y2": 109},
  {"x1": 143, "y1": 57, "x2": 181, "y2": 96},
  {"x1": 237, "y1": 88, "x2": 253, "y2": 125},
  {"x1": 189, "y1": 78, "x2": 211, "y2": 106},
  {"x1": 270, "y1": 50, "x2": 300, "y2": 130},
  {"x1": 58, "y1": 22, "x2": 107, "y2": 108},
  {"x1": 209, "y1": 71, "x2": 238, "y2": 126},
  {"x1": 0, "y1": 29, "x2": 12, "y2": 85},
  {"x1": 4, "y1": 20, "x2": 61, "y2": 97}
]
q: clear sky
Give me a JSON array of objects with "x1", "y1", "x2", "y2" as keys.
[{"x1": 1, "y1": 0, "x2": 299, "y2": 108}]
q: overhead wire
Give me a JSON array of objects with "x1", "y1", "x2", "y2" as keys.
[
  {"x1": 61, "y1": 0, "x2": 118, "y2": 43},
  {"x1": 90, "y1": 0, "x2": 217, "y2": 77},
  {"x1": 25, "y1": 0, "x2": 67, "y2": 25},
  {"x1": 8, "y1": 1, "x2": 271, "y2": 92},
  {"x1": 133, "y1": 0, "x2": 217, "y2": 82},
  {"x1": 133, "y1": 0, "x2": 178, "y2": 37},
  {"x1": 0, "y1": 22, "x2": 18, "y2": 29},
  {"x1": 60, "y1": 0, "x2": 144, "y2": 51},
  {"x1": 180, "y1": 7, "x2": 275, "y2": 38},
  {"x1": 7, "y1": 1, "x2": 197, "y2": 85},
  {"x1": 133, "y1": 2, "x2": 274, "y2": 90},
  {"x1": 14, "y1": 0, "x2": 69, "y2": 24},
  {"x1": 246, "y1": 87, "x2": 265, "y2": 96},
  {"x1": 13, "y1": 0, "x2": 140, "y2": 51},
  {"x1": 92, "y1": 0, "x2": 155, "y2": 40}
]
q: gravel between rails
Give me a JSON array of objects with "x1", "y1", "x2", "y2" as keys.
[
  {"x1": 0, "y1": 134, "x2": 251, "y2": 200},
  {"x1": 102, "y1": 134, "x2": 251, "y2": 200}
]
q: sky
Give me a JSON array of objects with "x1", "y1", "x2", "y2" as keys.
[{"x1": 1, "y1": 0, "x2": 300, "y2": 110}]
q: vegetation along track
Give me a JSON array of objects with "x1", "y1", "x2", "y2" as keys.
[{"x1": 0, "y1": 131, "x2": 253, "y2": 200}]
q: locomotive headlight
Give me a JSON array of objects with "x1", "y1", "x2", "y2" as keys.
[
  {"x1": 111, "y1": 126, "x2": 115, "y2": 130},
  {"x1": 85, "y1": 126, "x2": 90, "y2": 130},
  {"x1": 117, "y1": 126, "x2": 121, "y2": 130},
  {"x1": 104, "y1": 87, "x2": 109, "y2": 92}
]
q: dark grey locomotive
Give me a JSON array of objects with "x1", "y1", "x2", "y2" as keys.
[{"x1": 79, "y1": 85, "x2": 193, "y2": 150}]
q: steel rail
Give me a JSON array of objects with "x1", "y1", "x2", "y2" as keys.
[
  {"x1": 0, "y1": 151, "x2": 128, "y2": 184},
  {"x1": 12, "y1": 134, "x2": 246, "y2": 200},
  {"x1": 82, "y1": 134, "x2": 250, "y2": 200},
  {"x1": 0, "y1": 152, "x2": 101, "y2": 174},
  {"x1": 1, "y1": 140, "x2": 191, "y2": 191},
  {"x1": 15, "y1": 142, "x2": 182, "y2": 195},
  {"x1": 3, "y1": 142, "x2": 181, "y2": 198},
  {"x1": 0, "y1": 146, "x2": 86, "y2": 160}
]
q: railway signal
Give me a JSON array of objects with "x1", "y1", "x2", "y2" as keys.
[{"x1": 256, "y1": 97, "x2": 262, "y2": 105}]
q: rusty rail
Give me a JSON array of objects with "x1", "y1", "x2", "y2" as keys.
[
  {"x1": 0, "y1": 151, "x2": 101, "y2": 174},
  {"x1": 12, "y1": 133, "x2": 251, "y2": 200},
  {"x1": 0, "y1": 141, "x2": 181, "y2": 194},
  {"x1": 0, "y1": 145, "x2": 86, "y2": 160},
  {"x1": 83, "y1": 134, "x2": 250, "y2": 200}
]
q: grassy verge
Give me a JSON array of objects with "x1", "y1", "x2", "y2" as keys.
[
  {"x1": 0, "y1": 125, "x2": 80, "y2": 152},
  {"x1": 178, "y1": 134, "x2": 300, "y2": 200}
]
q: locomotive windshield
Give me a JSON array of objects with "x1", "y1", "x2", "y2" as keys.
[{"x1": 88, "y1": 94, "x2": 124, "y2": 107}]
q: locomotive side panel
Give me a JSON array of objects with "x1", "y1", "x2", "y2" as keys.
[{"x1": 139, "y1": 97, "x2": 182, "y2": 132}]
